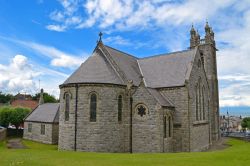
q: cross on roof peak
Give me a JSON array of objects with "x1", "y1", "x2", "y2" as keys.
[{"x1": 99, "y1": 31, "x2": 103, "y2": 42}]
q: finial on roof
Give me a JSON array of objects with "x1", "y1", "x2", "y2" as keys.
[
  {"x1": 39, "y1": 88, "x2": 44, "y2": 105},
  {"x1": 98, "y1": 31, "x2": 103, "y2": 42},
  {"x1": 205, "y1": 20, "x2": 210, "y2": 33}
]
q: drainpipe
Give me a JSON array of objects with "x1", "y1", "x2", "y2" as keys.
[
  {"x1": 130, "y1": 97, "x2": 133, "y2": 153},
  {"x1": 74, "y1": 84, "x2": 79, "y2": 151}
]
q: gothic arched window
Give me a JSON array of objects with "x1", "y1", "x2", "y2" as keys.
[
  {"x1": 90, "y1": 93, "x2": 97, "y2": 122},
  {"x1": 164, "y1": 116, "x2": 167, "y2": 138},
  {"x1": 65, "y1": 93, "x2": 70, "y2": 121},
  {"x1": 168, "y1": 116, "x2": 172, "y2": 137},
  {"x1": 202, "y1": 86, "x2": 205, "y2": 120},
  {"x1": 118, "y1": 95, "x2": 122, "y2": 122},
  {"x1": 164, "y1": 115, "x2": 172, "y2": 138},
  {"x1": 196, "y1": 84, "x2": 199, "y2": 121}
]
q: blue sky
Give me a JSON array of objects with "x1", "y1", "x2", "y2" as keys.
[{"x1": 0, "y1": 0, "x2": 250, "y2": 116}]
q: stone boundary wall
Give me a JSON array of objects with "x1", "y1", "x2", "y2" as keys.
[{"x1": 0, "y1": 128, "x2": 6, "y2": 141}]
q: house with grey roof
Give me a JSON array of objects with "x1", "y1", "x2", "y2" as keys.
[
  {"x1": 59, "y1": 23, "x2": 220, "y2": 153},
  {"x1": 23, "y1": 89, "x2": 59, "y2": 144}
]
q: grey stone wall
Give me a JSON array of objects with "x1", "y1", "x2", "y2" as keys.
[
  {"x1": 59, "y1": 84, "x2": 129, "y2": 152},
  {"x1": 160, "y1": 87, "x2": 189, "y2": 152},
  {"x1": 23, "y1": 122, "x2": 58, "y2": 144},
  {"x1": 187, "y1": 50, "x2": 211, "y2": 151},
  {"x1": 52, "y1": 124, "x2": 59, "y2": 144},
  {"x1": 132, "y1": 85, "x2": 162, "y2": 153},
  {"x1": 198, "y1": 44, "x2": 220, "y2": 141}
]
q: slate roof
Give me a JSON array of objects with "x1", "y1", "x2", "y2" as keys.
[
  {"x1": 147, "y1": 88, "x2": 174, "y2": 107},
  {"x1": 104, "y1": 45, "x2": 142, "y2": 86},
  {"x1": 62, "y1": 43, "x2": 196, "y2": 88},
  {"x1": 138, "y1": 49, "x2": 196, "y2": 88},
  {"x1": 25, "y1": 103, "x2": 60, "y2": 123},
  {"x1": 61, "y1": 42, "x2": 197, "y2": 108},
  {"x1": 63, "y1": 50, "x2": 123, "y2": 85}
]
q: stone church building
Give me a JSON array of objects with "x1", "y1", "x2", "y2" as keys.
[{"x1": 59, "y1": 22, "x2": 220, "y2": 153}]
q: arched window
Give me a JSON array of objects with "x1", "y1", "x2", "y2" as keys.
[
  {"x1": 163, "y1": 116, "x2": 167, "y2": 138},
  {"x1": 196, "y1": 85, "x2": 199, "y2": 121},
  {"x1": 90, "y1": 93, "x2": 97, "y2": 122},
  {"x1": 199, "y1": 81, "x2": 202, "y2": 120},
  {"x1": 65, "y1": 93, "x2": 70, "y2": 121},
  {"x1": 168, "y1": 116, "x2": 172, "y2": 137},
  {"x1": 118, "y1": 95, "x2": 122, "y2": 122},
  {"x1": 202, "y1": 86, "x2": 205, "y2": 120},
  {"x1": 164, "y1": 115, "x2": 172, "y2": 138}
]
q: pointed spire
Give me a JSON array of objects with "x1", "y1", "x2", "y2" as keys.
[
  {"x1": 190, "y1": 24, "x2": 197, "y2": 48},
  {"x1": 190, "y1": 24, "x2": 196, "y2": 36},
  {"x1": 39, "y1": 88, "x2": 44, "y2": 105},
  {"x1": 205, "y1": 21, "x2": 210, "y2": 34}
]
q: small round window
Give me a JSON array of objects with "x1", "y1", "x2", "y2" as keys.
[{"x1": 135, "y1": 104, "x2": 148, "y2": 119}]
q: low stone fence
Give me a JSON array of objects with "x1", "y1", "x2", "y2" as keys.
[
  {"x1": 222, "y1": 132, "x2": 250, "y2": 142},
  {"x1": 0, "y1": 128, "x2": 7, "y2": 141}
]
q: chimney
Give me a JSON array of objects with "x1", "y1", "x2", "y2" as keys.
[{"x1": 39, "y1": 88, "x2": 44, "y2": 105}]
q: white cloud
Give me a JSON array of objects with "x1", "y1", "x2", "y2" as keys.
[
  {"x1": 0, "y1": 55, "x2": 40, "y2": 94},
  {"x1": 23, "y1": 42, "x2": 84, "y2": 68},
  {"x1": 103, "y1": 35, "x2": 131, "y2": 46},
  {"x1": 0, "y1": 54, "x2": 69, "y2": 97},
  {"x1": 219, "y1": 74, "x2": 250, "y2": 107},
  {"x1": 0, "y1": 36, "x2": 85, "y2": 69},
  {"x1": 215, "y1": 7, "x2": 250, "y2": 107},
  {"x1": 47, "y1": 0, "x2": 239, "y2": 31},
  {"x1": 46, "y1": 24, "x2": 67, "y2": 32}
]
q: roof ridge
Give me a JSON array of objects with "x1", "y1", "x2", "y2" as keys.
[
  {"x1": 104, "y1": 45, "x2": 139, "y2": 59},
  {"x1": 139, "y1": 49, "x2": 194, "y2": 60},
  {"x1": 99, "y1": 44, "x2": 127, "y2": 83}
]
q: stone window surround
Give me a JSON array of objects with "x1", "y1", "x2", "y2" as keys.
[
  {"x1": 89, "y1": 91, "x2": 98, "y2": 122},
  {"x1": 134, "y1": 103, "x2": 149, "y2": 120},
  {"x1": 163, "y1": 113, "x2": 173, "y2": 139},
  {"x1": 41, "y1": 124, "x2": 45, "y2": 135},
  {"x1": 64, "y1": 93, "x2": 71, "y2": 121},
  {"x1": 28, "y1": 123, "x2": 32, "y2": 132},
  {"x1": 195, "y1": 78, "x2": 206, "y2": 121},
  {"x1": 117, "y1": 94, "x2": 123, "y2": 122}
]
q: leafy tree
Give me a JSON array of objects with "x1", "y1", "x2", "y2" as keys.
[
  {"x1": 0, "y1": 92, "x2": 13, "y2": 103},
  {"x1": 9, "y1": 107, "x2": 31, "y2": 129},
  {"x1": 0, "y1": 107, "x2": 12, "y2": 127},
  {"x1": 0, "y1": 106, "x2": 30, "y2": 128},
  {"x1": 32, "y1": 92, "x2": 58, "y2": 103},
  {"x1": 241, "y1": 117, "x2": 250, "y2": 130}
]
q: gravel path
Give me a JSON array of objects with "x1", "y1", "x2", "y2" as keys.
[{"x1": 7, "y1": 138, "x2": 26, "y2": 149}]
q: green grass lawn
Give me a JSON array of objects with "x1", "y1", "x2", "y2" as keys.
[{"x1": 0, "y1": 139, "x2": 249, "y2": 166}]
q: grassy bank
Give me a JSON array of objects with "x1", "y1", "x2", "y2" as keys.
[{"x1": 0, "y1": 139, "x2": 249, "y2": 166}]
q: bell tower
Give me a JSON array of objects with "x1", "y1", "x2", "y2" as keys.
[{"x1": 190, "y1": 22, "x2": 220, "y2": 141}]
